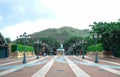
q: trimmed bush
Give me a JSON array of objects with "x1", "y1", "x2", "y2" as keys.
[
  {"x1": 87, "y1": 43, "x2": 103, "y2": 52},
  {"x1": 11, "y1": 45, "x2": 17, "y2": 52},
  {"x1": 96, "y1": 44, "x2": 103, "y2": 52},
  {"x1": 11, "y1": 44, "x2": 34, "y2": 52}
]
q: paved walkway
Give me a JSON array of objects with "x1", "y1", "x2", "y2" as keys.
[{"x1": 0, "y1": 55, "x2": 120, "y2": 77}]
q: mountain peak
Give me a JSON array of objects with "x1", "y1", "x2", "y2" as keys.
[{"x1": 31, "y1": 27, "x2": 90, "y2": 43}]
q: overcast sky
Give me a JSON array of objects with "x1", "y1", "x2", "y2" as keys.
[{"x1": 0, "y1": 0, "x2": 120, "y2": 40}]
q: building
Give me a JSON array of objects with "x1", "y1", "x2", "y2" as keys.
[{"x1": 0, "y1": 33, "x2": 9, "y2": 58}]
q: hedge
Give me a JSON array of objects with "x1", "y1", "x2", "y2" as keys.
[
  {"x1": 87, "y1": 43, "x2": 103, "y2": 52},
  {"x1": 11, "y1": 44, "x2": 34, "y2": 52}
]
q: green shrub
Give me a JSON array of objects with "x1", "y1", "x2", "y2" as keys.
[
  {"x1": 11, "y1": 45, "x2": 17, "y2": 52},
  {"x1": 96, "y1": 44, "x2": 103, "y2": 52},
  {"x1": 87, "y1": 43, "x2": 103, "y2": 52},
  {"x1": 11, "y1": 44, "x2": 34, "y2": 52}
]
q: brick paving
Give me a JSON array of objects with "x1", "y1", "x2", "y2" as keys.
[
  {"x1": 85, "y1": 57, "x2": 119, "y2": 66},
  {"x1": 0, "y1": 57, "x2": 38, "y2": 73},
  {"x1": 87, "y1": 55, "x2": 120, "y2": 63},
  {"x1": 45, "y1": 61, "x2": 76, "y2": 77},
  {"x1": 0, "y1": 56, "x2": 36, "y2": 66},
  {"x1": 2, "y1": 58, "x2": 36, "y2": 66},
  {"x1": 2, "y1": 57, "x2": 53, "y2": 77},
  {"x1": 0, "y1": 55, "x2": 120, "y2": 77},
  {"x1": 70, "y1": 56, "x2": 120, "y2": 77},
  {"x1": 0, "y1": 56, "x2": 36, "y2": 64},
  {"x1": 99, "y1": 57, "x2": 120, "y2": 63},
  {"x1": 0, "y1": 58, "x2": 20, "y2": 64}
]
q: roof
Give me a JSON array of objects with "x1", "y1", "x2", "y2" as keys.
[{"x1": 0, "y1": 33, "x2": 8, "y2": 45}]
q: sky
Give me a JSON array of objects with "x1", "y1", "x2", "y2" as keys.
[{"x1": 0, "y1": 0, "x2": 120, "y2": 41}]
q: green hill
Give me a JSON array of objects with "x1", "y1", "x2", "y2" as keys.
[{"x1": 30, "y1": 26, "x2": 90, "y2": 43}]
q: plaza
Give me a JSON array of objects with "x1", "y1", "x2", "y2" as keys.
[{"x1": 0, "y1": 55, "x2": 120, "y2": 77}]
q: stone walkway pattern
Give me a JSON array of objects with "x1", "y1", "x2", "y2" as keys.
[{"x1": 0, "y1": 55, "x2": 120, "y2": 77}]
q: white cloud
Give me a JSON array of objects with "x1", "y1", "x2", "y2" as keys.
[
  {"x1": 17, "y1": 6, "x2": 25, "y2": 13},
  {"x1": 41, "y1": 0, "x2": 120, "y2": 21},
  {"x1": 1, "y1": 0, "x2": 120, "y2": 40},
  {"x1": 39, "y1": 0, "x2": 120, "y2": 28},
  {"x1": 1, "y1": 18, "x2": 63, "y2": 41},
  {"x1": 1, "y1": 17, "x2": 92, "y2": 41}
]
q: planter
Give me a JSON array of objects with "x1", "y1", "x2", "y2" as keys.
[
  {"x1": 10, "y1": 51, "x2": 35, "y2": 58},
  {"x1": 98, "y1": 51, "x2": 104, "y2": 57}
]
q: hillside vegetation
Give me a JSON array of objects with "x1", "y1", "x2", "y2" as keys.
[{"x1": 30, "y1": 26, "x2": 90, "y2": 43}]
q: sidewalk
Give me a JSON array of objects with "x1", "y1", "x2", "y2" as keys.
[
  {"x1": 45, "y1": 56, "x2": 76, "y2": 77},
  {"x1": 0, "y1": 56, "x2": 52, "y2": 77},
  {"x1": 70, "y1": 56, "x2": 120, "y2": 77},
  {"x1": 0, "y1": 55, "x2": 120, "y2": 77},
  {"x1": 86, "y1": 55, "x2": 120, "y2": 63}
]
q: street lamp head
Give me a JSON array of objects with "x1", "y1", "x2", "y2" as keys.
[
  {"x1": 37, "y1": 40, "x2": 39, "y2": 43},
  {"x1": 19, "y1": 35, "x2": 22, "y2": 38},
  {"x1": 94, "y1": 33, "x2": 97, "y2": 38},
  {"x1": 23, "y1": 32, "x2": 26, "y2": 36},
  {"x1": 99, "y1": 35, "x2": 102, "y2": 38},
  {"x1": 23, "y1": 32, "x2": 27, "y2": 35},
  {"x1": 90, "y1": 36, "x2": 92, "y2": 38},
  {"x1": 118, "y1": 18, "x2": 120, "y2": 21}
]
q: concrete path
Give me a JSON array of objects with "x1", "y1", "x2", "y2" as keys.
[
  {"x1": 86, "y1": 56, "x2": 120, "y2": 65},
  {"x1": 0, "y1": 55, "x2": 119, "y2": 77},
  {"x1": 65, "y1": 56, "x2": 90, "y2": 77},
  {"x1": 32, "y1": 56, "x2": 56, "y2": 77},
  {"x1": 45, "y1": 56, "x2": 76, "y2": 77},
  {"x1": 0, "y1": 57, "x2": 36, "y2": 66},
  {"x1": 74, "y1": 56, "x2": 120, "y2": 75},
  {"x1": 0, "y1": 57, "x2": 45, "y2": 76}
]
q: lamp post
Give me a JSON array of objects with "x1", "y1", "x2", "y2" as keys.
[
  {"x1": 81, "y1": 39, "x2": 87, "y2": 59},
  {"x1": 20, "y1": 32, "x2": 30, "y2": 64},
  {"x1": 33, "y1": 40, "x2": 42, "y2": 59},
  {"x1": 72, "y1": 43, "x2": 75, "y2": 55},
  {"x1": 16, "y1": 36, "x2": 18, "y2": 52},
  {"x1": 93, "y1": 33, "x2": 101, "y2": 63},
  {"x1": 76, "y1": 41, "x2": 80, "y2": 56},
  {"x1": 42, "y1": 42, "x2": 46, "y2": 56},
  {"x1": 81, "y1": 40, "x2": 84, "y2": 59}
]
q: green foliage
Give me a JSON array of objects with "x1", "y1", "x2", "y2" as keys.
[
  {"x1": 87, "y1": 44, "x2": 103, "y2": 52},
  {"x1": 33, "y1": 37, "x2": 60, "y2": 55},
  {"x1": 11, "y1": 44, "x2": 34, "y2": 52},
  {"x1": 5, "y1": 37, "x2": 11, "y2": 43},
  {"x1": 26, "y1": 46, "x2": 34, "y2": 52},
  {"x1": 30, "y1": 26, "x2": 90, "y2": 43},
  {"x1": 88, "y1": 45, "x2": 96, "y2": 52},
  {"x1": 63, "y1": 36, "x2": 82, "y2": 50},
  {"x1": 17, "y1": 44, "x2": 23, "y2": 51},
  {"x1": 90, "y1": 21, "x2": 120, "y2": 57},
  {"x1": 39, "y1": 37, "x2": 60, "y2": 48},
  {"x1": 96, "y1": 44, "x2": 103, "y2": 52},
  {"x1": 16, "y1": 38, "x2": 33, "y2": 46},
  {"x1": 11, "y1": 45, "x2": 17, "y2": 52}
]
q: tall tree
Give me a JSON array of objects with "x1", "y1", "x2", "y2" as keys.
[
  {"x1": 90, "y1": 22, "x2": 120, "y2": 57},
  {"x1": 5, "y1": 37, "x2": 11, "y2": 43}
]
